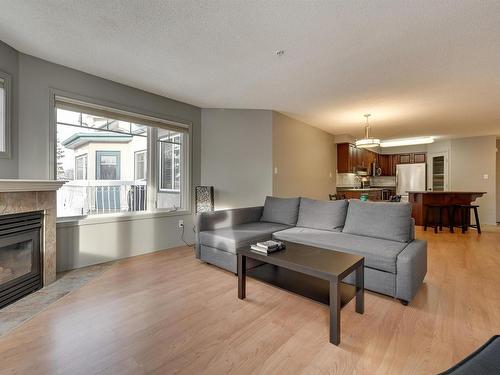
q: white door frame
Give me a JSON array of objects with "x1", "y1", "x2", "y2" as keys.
[{"x1": 428, "y1": 151, "x2": 449, "y2": 191}]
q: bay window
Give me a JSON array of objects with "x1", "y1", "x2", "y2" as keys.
[{"x1": 55, "y1": 96, "x2": 190, "y2": 218}]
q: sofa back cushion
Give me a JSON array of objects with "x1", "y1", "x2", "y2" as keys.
[
  {"x1": 342, "y1": 200, "x2": 412, "y2": 242},
  {"x1": 296, "y1": 198, "x2": 348, "y2": 231},
  {"x1": 260, "y1": 196, "x2": 300, "y2": 225}
]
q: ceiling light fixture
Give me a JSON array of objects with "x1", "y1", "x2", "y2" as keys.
[
  {"x1": 355, "y1": 114, "x2": 380, "y2": 148},
  {"x1": 380, "y1": 137, "x2": 435, "y2": 148}
]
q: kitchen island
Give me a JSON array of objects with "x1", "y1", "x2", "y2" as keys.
[
  {"x1": 336, "y1": 187, "x2": 395, "y2": 201},
  {"x1": 408, "y1": 191, "x2": 486, "y2": 226}
]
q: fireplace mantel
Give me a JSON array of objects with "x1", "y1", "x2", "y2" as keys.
[{"x1": 0, "y1": 179, "x2": 66, "y2": 193}]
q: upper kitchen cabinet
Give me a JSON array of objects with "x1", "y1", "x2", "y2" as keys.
[
  {"x1": 337, "y1": 143, "x2": 377, "y2": 173},
  {"x1": 395, "y1": 152, "x2": 426, "y2": 164},
  {"x1": 337, "y1": 143, "x2": 427, "y2": 176},
  {"x1": 378, "y1": 154, "x2": 392, "y2": 176},
  {"x1": 413, "y1": 152, "x2": 426, "y2": 163},
  {"x1": 397, "y1": 153, "x2": 412, "y2": 164},
  {"x1": 337, "y1": 143, "x2": 353, "y2": 173},
  {"x1": 355, "y1": 147, "x2": 377, "y2": 171}
]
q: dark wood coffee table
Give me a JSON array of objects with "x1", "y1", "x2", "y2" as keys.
[{"x1": 237, "y1": 241, "x2": 364, "y2": 345}]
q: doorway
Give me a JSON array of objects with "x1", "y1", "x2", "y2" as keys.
[{"x1": 428, "y1": 151, "x2": 449, "y2": 191}]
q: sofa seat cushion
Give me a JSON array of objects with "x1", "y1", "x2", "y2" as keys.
[
  {"x1": 272, "y1": 227, "x2": 408, "y2": 273},
  {"x1": 296, "y1": 198, "x2": 348, "y2": 231},
  {"x1": 342, "y1": 200, "x2": 413, "y2": 243},
  {"x1": 199, "y1": 222, "x2": 292, "y2": 254}
]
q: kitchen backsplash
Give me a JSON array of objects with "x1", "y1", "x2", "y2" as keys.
[
  {"x1": 371, "y1": 176, "x2": 396, "y2": 187},
  {"x1": 336, "y1": 173, "x2": 358, "y2": 187},
  {"x1": 337, "y1": 173, "x2": 396, "y2": 187}
]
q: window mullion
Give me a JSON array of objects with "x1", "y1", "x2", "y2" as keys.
[{"x1": 147, "y1": 127, "x2": 157, "y2": 210}]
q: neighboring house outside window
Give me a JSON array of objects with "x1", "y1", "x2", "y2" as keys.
[
  {"x1": 134, "y1": 150, "x2": 147, "y2": 180},
  {"x1": 75, "y1": 154, "x2": 88, "y2": 180}
]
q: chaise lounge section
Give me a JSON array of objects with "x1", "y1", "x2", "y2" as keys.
[{"x1": 195, "y1": 196, "x2": 427, "y2": 304}]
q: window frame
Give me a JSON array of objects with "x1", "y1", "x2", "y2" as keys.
[
  {"x1": 134, "y1": 149, "x2": 147, "y2": 180},
  {"x1": 0, "y1": 70, "x2": 12, "y2": 159},
  {"x1": 51, "y1": 90, "x2": 192, "y2": 222},
  {"x1": 74, "y1": 153, "x2": 88, "y2": 180},
  {"x1": 158, "y1": 133, "x2": 183, "y2": 193}
]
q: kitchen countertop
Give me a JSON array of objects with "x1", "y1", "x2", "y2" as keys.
[{"x1": 337, "y1": 188, "x2": 387, "y2": 192}]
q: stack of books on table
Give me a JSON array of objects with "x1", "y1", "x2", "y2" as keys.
[{"x1": 250, "y1": 240, "x2": 285, "y2": 254}]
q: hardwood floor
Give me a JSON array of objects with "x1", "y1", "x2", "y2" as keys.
[{"x1": 1, "y1": 228, "x2": 499, "y2": 374}]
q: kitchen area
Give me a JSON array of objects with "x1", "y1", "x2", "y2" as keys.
[
  {"x1": 335, "y1": 140, "x2": 493, "y2": 228},
  {"x1": 335, "y1": 143, "x2": 427, "y2": 202}
]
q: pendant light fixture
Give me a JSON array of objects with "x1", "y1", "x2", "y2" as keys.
[{"x1": 355, "y1": 114, "x2": 380, "y2": 148}]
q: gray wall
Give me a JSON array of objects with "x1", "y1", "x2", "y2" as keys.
[
  {"x1": 2, "y1": 44, "x2": 201, "y2": 271},
  {"x1": 450, "y1": 136, "x2": 496, "y2": 225},
  {"x1": 0, "y1": 41, "x2": 18, "y2": 178},
  {"x1": 17, "y1": 54, "x2": 200, "y2": 180},
  {"x1": 201, "y1": 109, "x2": 273, "y2": 209}
]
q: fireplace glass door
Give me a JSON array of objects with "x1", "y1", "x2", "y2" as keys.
[
  {"x1": 0, "y1": 237, "x2": 36, "y2": 286},
  {"x1": 0, "y1": 231, "x2": 40, "y2": 290},
  {"x1": 0, "y1": 212, "x2": 42, "y2": 309}
]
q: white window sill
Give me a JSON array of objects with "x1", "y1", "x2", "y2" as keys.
[{"x1": 56, "y1": 209, "x2": 191, "y2": 228}]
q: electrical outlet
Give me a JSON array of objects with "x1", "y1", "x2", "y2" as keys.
[{"x1": 178, "y1": 220, "x2": 184, "y2": 228}]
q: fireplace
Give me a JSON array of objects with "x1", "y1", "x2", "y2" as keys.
[{"x1": 0, "y1": 211, "x2": 43, "y2": 309}]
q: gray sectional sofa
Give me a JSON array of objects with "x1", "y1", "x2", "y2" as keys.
[{"x1": 195, "y1": 196, "x2": 427, "y2": 304}]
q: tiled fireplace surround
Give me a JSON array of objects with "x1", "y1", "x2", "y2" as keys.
[{"x1": 0, "y1": 180, "x2": 66, "y2": 285}]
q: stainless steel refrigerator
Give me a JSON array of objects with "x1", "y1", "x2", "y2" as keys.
[{"x1": 396, "y1": 163, "x2": 426, "y2": 201}]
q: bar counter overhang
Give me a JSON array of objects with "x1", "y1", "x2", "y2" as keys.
[{"x1": 408, "y1": 191, "x2": 486, "y2": 226}]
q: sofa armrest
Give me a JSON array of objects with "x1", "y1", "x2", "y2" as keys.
[
  {"x1": 194, "y1": 206, "x2": 264, "y2": 258},
  {"x1": 396, "y1": 239, "x2": 427, "y2": 302},
  {"x1": 410, "y1": 218, "x2": 416, "y2": 241}
]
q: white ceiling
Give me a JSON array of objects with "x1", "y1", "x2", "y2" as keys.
[{"x1": 1, "y1": 0, "x2": 499, "y2": 140}]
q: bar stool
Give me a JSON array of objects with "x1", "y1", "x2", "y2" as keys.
[
  {"x1": 424, "y1": 204, "x2": 454, "y2": 233},
  {"x1": 455, "y1": 204, "x2": 482, "y2": 234}
]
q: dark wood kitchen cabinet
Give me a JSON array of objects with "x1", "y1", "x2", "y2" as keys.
[
  {"x1": 337, "y1": 143, "x2": 375, "y2": 173},
  {"x1": 337, "y1": 143, "x2": 355, "y2": 173},
  {"x1": 398, "y1": 153, "x2": 412, "y2": 164},
  {"x1": 337, "y1": 143, "x2": 425, "y2": 176},
  {"x1": 356, "y1": 147, "x2": 377, "y2": 170},
  {"x1": 391, "y1": 155, "x2": 398, "y2": 175},
  {"x1": 413, "y1": 152, "x2": 426, "y2": 163},
  {"x1": 378, "y1": 154, "x2": 391, "y2": 176},
  {"x1": 396, "y1": 152, "x2": 426, "y2": 165},
  {"x1": 375, "y1": 154, "x2": 397, "y2": 176}
]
